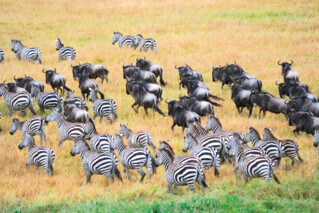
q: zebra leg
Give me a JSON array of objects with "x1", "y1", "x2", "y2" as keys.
[
  {"x1": 21, "y1": 110, "x2": 26, "y2": 117},
  {"x1": 86, "y1": 172, "x2": 92, "y2": 183},
  {"x1": 235, "y1": 166, "x2": 240, "y2": 178},
  {"x1": 259, "y1": 109, "x2": 262, "y2": 119},
  {"x1": 93, "y1": 114, "x2": 98, "y2": 122},
  {"x1": 167, "y1": 182, "x2": 173, "y2": 194},
  {"x1": 146, "y1": 159, "x2": 152, "y2": 181},
  {"x1": 188, "y1": 183, "x2": 196, "y2": 193},
  {"x1": 58, "y1": 138, "x2": 66, "y2": 148},
  {"x1": 106, "y1": 115, "x2": 112, "y2": 124},
  {"x1": 243, "y1": 175, "x2": 249, "y2": 183},
  {"x1": 7, "y1": 107, "x2": 13, "y2": 116},
  {"x1": 104, "y1": 172, "x2": 115, "y2": 183},
  {"x1": 100, "y1": 116, "x2": 103, "y2": 123},
  {"x1": 36, "y1": 165, "x2": 40, "y2": 173},
  {"x1": 136, "y1": 168, "x2": 146, "y2": 182},
  {"x1": 172, "y1": 185, "x2": 178, "y2": 195}
]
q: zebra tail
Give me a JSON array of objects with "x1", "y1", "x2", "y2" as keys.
[
  {"x1": 199, "y1": 169, "x2": 208, "y2": 188},
  {"x1": 114, "y1": 167, "x2": 122, "y2": 182},
  {"x1": 150, "y1": 154, "x2": 157, "y2": 174},
  {"x1": 272, "y1": 172, "x2": 281, "y2": 184},
  {"x1": 159, "y1": 68, "x2": 166, "y2": 87},
  {"x1": 48, "y1": 152, "x2": 54, "y2": 176},
  {"x1": 36, "y1": 48, "x2": 42, "y2": 64},
  {"x1": 296, "y1": 147, "x2": 304, "y2": 163},
  {"x1": 112, "y1": 103, "x2": 118, "y2": 121},
  {"x1": 152, "y1": 40, "x2": 157, "y2": 54}
]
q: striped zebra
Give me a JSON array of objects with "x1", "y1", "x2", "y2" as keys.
[
  {"x1": 155, "y1": 141, "x2": 208, "y2": 194},
  {"x1": 65, "y1": 90, "x2": 88, "y2": 110},
  {"x1": 11, "y1": 40, "x2": 42, "y2": 64},
  {"x1": 205, "y1": 114, "x2": 245, "y2": 139},
  {"x1": 71, "y1": 140, "x2": 122, "y2": 183},
  {"x1": 244, "y1": 127, "x2": 284, "y2": 168},
  {"x1": 233, "y1": 138, "x2": 280, "y2": 184},
  {"x1": 10, "y1": 117, "x2": 47, "y2": 144},
  {"x1": 183, "y1": 133, "x2": 220, "y2": 176},
  {"x1": 263, "y1": 127, "x2": 303, "y2": 166},
  {"x1": 31, "y1": 85, "x2": 62, "y2": 112},
  {"x1": 0, "y1": 48, "x2": 4, "y2": 63},
  {"x1": 45, "y1": 109, "x2": 93, "y2": 147},
  {"x1": 0, "y1": 82, "x2": 36, "y2": 116},
  {"x1": 133, "y1": 34, "x2": 157, "y2": 54},
  {"x1": 89, "y1": 88, "x2": 117, "y2": 123},
  {"x1": 112, "y1": 32, "x2": 134, "y2": 48},
  {"x1": 55, "y1": 38, "x2": 76, "y2": 60},
  {"x1": 119, "y1": 124, "x2": 155, "y2": 152},
  {"x1": 186, "y1": 122, "x2": 229, "y2": 161},
  {"x1": 0, "y1": 112, "x2": 1, "y2": 131},
  {"x1": 18, "y1": 133, "x2": 55, "y2": 176},
  {"x1": 111, "y1": 134, "x2": 155, "y2": 182}
]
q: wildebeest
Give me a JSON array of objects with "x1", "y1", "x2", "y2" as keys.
[
  {"x1": 123, "y1": 64, "x2": 157, "y2": 84},
  {"x1": 295, "y1": 97, "x2": 319, "y2": 116},
  {"x1": 232, "y1": 76, "x2": 262, "y2": 92},
  {"x1": 179, "y1": 76, "x2": 209, "y2": 91},
  {"x1": 42, "y1": 68, "x2": 66, "y2": 94},
  {"x1": 278, "y1": 60, "x2": 299, "y2": 83},
  {"x1": 6, "y1": 82, "x2": 27, "y2": 93},
  {"x1": 14, "y1": 75, "x2": 44, "y2": 93},
  {"x1": 78, "y1": 74, "x2": 99, "y2": 100},
  {"x1": 186, "y1": 81, "x2": 223, "y2": 105},
  {"x1": 64, "y1": 89, "x2": 88, "y2": 110},
  {"x1": 130, "y1": 83, "x2": 165, "y2": 116},
  {"x1": 126, "y1": 80, "x2": 162, "y2": 101},
  {"x1": 288, "y1": 110, "x2": 319, "y2": 135},
  {"x1": 250, "y1": 91, "x2": 288, "y2": 119},
  {"x1": 287, "y1": 83, "x2": 317, "y2": 102},
  {"x1": 175, "y1": 65, "x2": 203, "y2": 81},
  {"x1": 71, "y1": 63, "x2": 109, "y2": 83},
  {"x1": 230, "y1": 85, "x2": 253, "y2": 117},
  {"x1": 60, "y1": 100, "x2": 90, "y2": 123},
  {"x1": 178, "y1": 95, "x2": 215, "y2": 117},
  {"x1": 136, "y1": 58, "x2": 166, "y2": 86},
  {"x1": 276, "y1": 81, "x2": 309, "y2": 98},
  {"x1": 166, "y1": 99, "x2": 200, "y2": 132}
]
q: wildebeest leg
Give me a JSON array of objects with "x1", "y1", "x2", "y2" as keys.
[
  {"x1": 144, "y1": 107, "x2": 148, "y2": 115},
  {"x1": 259, "y1": 109, "x2": 262, "y2": 119},
  {"x1": 236, "y1": 105, "x2": 241, "y2": 114},
  {"x1": 81, "y1": 91, "x2": 86, "y2": 100},
  {"x1": 171, "y1": 122, "x2": 176, "y2": 130},
  {"x1": 248, "y1": 107, "x2": 253, "y2": 117},
  {"x1": 221, "y1": 83, "x2": 224, "y2": 90},
  {"x1": 240, "y1": 107, "x2": 244, "y2": 113},
  {"x1": 263, "y1": 110, "x2": 266, "y2": 117},
  {"x1": 131, "y1": 103, "x2": 138, "y2": 113}
]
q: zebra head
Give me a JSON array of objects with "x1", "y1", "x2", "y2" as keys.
[
  {"x1": 227, "y1": 133, "x2": 242, "y2": 156},
  {"x1": 55, "y1": 38, "x2": 64, "y2": 50},
  {"x1": 205, "y1": 114, "x2": 219, "y2": 132},
  {"x1": 112, "y1": 133, "x2": 125, "y2": 150},
  {"x1": 314, "y1": 128, "x2": 319, "y2": 147},
  {"x1": 11, "y1": 40, "x2": 17, "y2": 52},
  {"x1": 88, "y1": 88, "x2": 96, "y2": 102},
  {"x1": 10, "y1": 118, "x2": 20, "y2": 135},
  {"x1": 0, "y1": 82, "x2": 8, "y2": 96},
  {"x1": 133, "y1": 34, "x2": 143, "y2": 47},
  {"x1": 18, "y1": 133, "x2": 33, "y2": 150},
  {"x1": 244, "y1": 127, "x2": 259, "y2": 143},
  {"x1": 71, "y1": 140, "x2": 89, "y2": 156},
  {"x1": 112, "y1": 32, "x2": 122, "y2": 45},
  {"x1": 155, "y1": 143, "x2": 164, "y2": 167}
]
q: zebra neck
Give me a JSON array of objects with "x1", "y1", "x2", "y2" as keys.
[
  {"x1": 117, "y1": 141, "x2": 126, "y2": 154},
  {"x1": 188, "y1": 141, "x2": 198, "y2": 150},
  {"x1": 122, "y1": 128, "x2": 131, "y2": 139},
  {"x1": 16, "y1": 122, "x2": 23, "y2": 130},
  {"x1": 28, "y1": 141, "x2": 36, "y2": 151},
  {"x1": 235, "y1": 146, "x2": 244, "y2": 162},
  {"x1": 80, "y1": 146, "x2": 90, "y2": 160},
  {"x1": 251, "y1": 136, "x2": 260, "y2": 146},
  {"x1": 212, "y1": 125, "x2": 223, "y2": 133},
  {"x1": 0, "y1": 88, "x2": 8, "y2": 98},
  {"x1": 55, "y1": 113, "x2": 66, "y2": 128},
  {"x1": 92, "y1": 94, "x2": 98, "y2": 102},
  {"x1": 162, "y1": 152, "x2": 173, "y2": 171},
  {"x1": 33, "y1": 88, "x2": 41, "y2": 98}
]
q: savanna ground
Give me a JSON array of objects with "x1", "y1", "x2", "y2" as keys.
[{"x1": 0, "y1": 0, "x2": 319, "y2": 212}]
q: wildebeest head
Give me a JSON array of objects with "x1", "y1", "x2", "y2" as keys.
[
  {"x1": 278, "y1": 60, "x2": 293, "y2": 74},
  {"x1": 42, "y1": 68, "x2": 56, "y2": 84},
  {"x1": 165, "y1": 99, "x2": 180, "y2": 116},
  {"x1": 136, "y1": 57, "x2": 150, "y2": 69},
  {"x1": 212, "y1": 66, "x2": 224, "y2": 82},
  {"x1": 71, "y1": 64, "x2": 81, "y2": 80}
]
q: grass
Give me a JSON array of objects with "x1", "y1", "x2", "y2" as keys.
[{"x1": 0, "y1": 0, "x2": 319, "y2": 212}]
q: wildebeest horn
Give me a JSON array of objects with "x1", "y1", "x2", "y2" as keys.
[
  {"x1": 212, "y1": 66, "x2": 215, "y2": 69},
  {"x1": 175, "y1": 65, "x2": 178, "y2": 69},
  {"x1": 275, "y1": 80, "x2": 280, "y2": 85},
  {"x1": 277, "y1": 60, "x2": 282, "y2": 65},
  {"x1": 234, "y1": 61, "x2": 237, "y2": 65},
  {"x1": 3, "y1": 80, "x2": 6, "y2": 84},
  {"x1": 14, "y1": 75, "x2": 17, "y2": 80},
  {"x1": 165, "y1": 99, "x2": 169, "y2": 103},
  {"x1": 42, "y1": 69, "x2": 45, "y2": 73},
  {"x1": 71, "y1": 64, "x2": 74, "y2": 68},
  {"x1": 144, "y1": 56, "x2": 146, "y2": 60},
  {"x1": 123, "y1": 63, "x2": 125, "y2": 68},
  {"x1": 24, "y1": 74, "x2": 27, "y2": 77},
  {"x1": 54, "y1": 68, "x2": 56, "y2": 72},
  {"x1": 290, "y1": 60, "x2": 293, "y2": 65},
  {"x1": 136, "y1": 58, "x2": 139, "y2": 61}
]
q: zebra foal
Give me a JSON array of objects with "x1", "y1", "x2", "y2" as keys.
[{"x1": 18, "y1": 133, "x2": 55, "y2": 176}]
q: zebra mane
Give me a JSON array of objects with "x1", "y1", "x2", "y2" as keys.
[
  {"x1": 194, "y1": 122, "x2": 207, "y2": 133},
  {"x1": 114, "y1": 31, "x2": 122, "y2": 35},
  {"x1": 264, "y1": 128, "x2": 277, "y2": 140},
  {"x1": 160, "y1": 141, "x2": 175, "y2": 155},
  {"x1": 136, "y1": 34, "x2": 143, "y2": 38},
  {"x1": 78, "y1": 139, "x2": 91, "y2": 150},
  {"x1": 212, "y1": 116, "x2": 222, "y2": 129},
  {"x1": 249, "y1": 127, "x2": 260, "y2": 138},
  {"x1": 161, "y1": 147, "x2": 175, "y2": 161}
]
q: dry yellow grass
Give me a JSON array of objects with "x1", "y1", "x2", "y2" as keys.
[{"x1": 0, "y1": 0, "x2": 319, "y2": 205}]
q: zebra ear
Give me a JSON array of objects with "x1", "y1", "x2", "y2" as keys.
[{"x1": 269, "y1": 128, "x2": 273, "y2": 132}]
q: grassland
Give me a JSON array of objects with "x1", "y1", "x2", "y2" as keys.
[{"x1": 0, "y1": 0, "x2": 319, "y2": 212}]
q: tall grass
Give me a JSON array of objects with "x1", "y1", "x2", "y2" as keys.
[{"x1": 0, "y1": 0, "x2": 319, "y2": 211}]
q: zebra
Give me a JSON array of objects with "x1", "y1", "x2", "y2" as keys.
[
  {"x1": 155, "y1": 141, "x2": 208, "y2": 194},
  {"x1": 112, "y1": 32, "x2": 134, "y2": 48},
  {"x1": 11, "y1": 40, "x2": 42, "y2": 64},
  {"x1": 65, "y1": 90, "x2": 88, "y2": 110},
  {"x1": 88, "y1": 88, "x2": 117, "y2": 123},
  {"x1": 119, "y1": 124, "x2": 155, "y2": 152},
  {"x1": 186, "y1": 122, "x2": 229, "y2": 162},
  {"x1": 71, "y1": 140, "x2": 122, "y2": 183},
  {"x1": 18, "y1": 133, "x2": 55, "y2": 176},
  {"x1": 263, "y1": 127, "x2": 303, "y2": 166},
  {"x1": 31, "y1": 85, "x2": 62, "y2": 112},
  {"x1": 183, "y1": 133, "x2": 220, "y2": 176},
  {"x1": 45, "y1": 109, "x2": 92, "y2": 147},
  {"x1": 244, "y1": 127, "x2": 284, "y2": 168},
  {"x1": 55, "y1": 38, "x2": 76, "y2": 60},
  {"x1": 0, "y1": 112, "x2": 1, "y2": 131},
  {"x1": 10, "y1": 117, "x2": 47, "y2": 144},
  {"x1": 133, "y1": 34, "x2": 157, "y2": 54},
  {"x1": 205, "y1": 114, "x2": 245, "y2": 139},
  {"x1": 0, "y1": 48, "x2": 4, "y2": 63},
  {"x1": 111, "y1": 134, "x2": 155, "y2": 182},
  {"x1": 0, "y1": 82, "x2": 36, "y2": 116},
  {"x1": 232, "y1": 138, "x2": 280, "y2": 184}
]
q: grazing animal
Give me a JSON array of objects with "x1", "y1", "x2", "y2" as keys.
[
  {"x1": 71, "y1": 63, "x2": 109, "y2": 83},
  {"x1": 0, "y1": 82, "x2": 36, "y2": 116},
  {"x1": 178, "y1": 96, "x2": 215, "y2": 117},
  {"x1": 136, "y1": 58, "x2": 165, "y2": 86},
  {"x1": 10, "y1": 117, "x2": 47, "y2": 144},
  {"x1": 276, "y1": 81, "x2": 309, "y2": 98},
  {"x1": 78, "y1": 74, "x2": 99, "y2": 100},
  {"x1": 42, "y1": 68, "x2": 66, "y2": 94},
  {"x1": 111, "y1": 134, "x2": 155, "y2": 182},
  {"x1": 71, "y1": 140, "x2": 122, "y2": 183},
  {"x1": 88, "y1": 88, "x2": 117, "y2": 123},
  {"x1": 176, "y1": 65, "x2": 203, "y2": 81},
  {"x1": 244, "y1": 127, "x2": 284, "y2": 168},
  {"x1": 55, "y1": 38, "x2": 76, "y2": 60},
  {"x1": 133, "y1": 34, "x2": 157, "y2": 54},
  {"x1": 0, "y1": 48, "x2": 4, "y2": 63},
  {"x1": 61, "y1": 100, "x2": 90, "y2": 123},
  {"x1": 6, "y1": 82, "x2": 27, "y2": 93},
  {"x1": 166, "y1": 100, "x2": 200, "y2": 132},
  {"x1": 183, "y1": 133, "x2": 220, "y2": 176},
  {"x1": 288, "y1": 111, "x2": 319, "y2": 135},
  {"x1": 64, "y1": 90, "x2": 88, "y2": 110},
  {"x1": 155, "y1": 141, "x2": 208, "y2": 194},
  {"x1": 18, "y1": 134, "x2": 55, "y2": 176},
  {"x1": 31, "y1": 85, "x2": 62, "y2": 112},
  {"x1": 288, "y1": 83, "x2": 318, "y2": 102},
  {"x1": 232, "y1": 76, "x2": 262, "y2": 92},
  {"x1": 230, "y1": 85, "x2": 253, "y2": 117},
  {"x1": 11, "y1": 40, "x2": 41, "y2": 64},
  {"x1": 313, "y1": 129, "x2": 319, "y2": 156},
  {"x1": 14, "y1": 75, "x2": 44, "y2": 93},
  {"x1": 119, "y1": 124, "x2": 155, "y2": 152},
  {"x1": 112, "y1": 32, "x2": 134, "y2": 48},
  {"x1": 123, "y1": 65, "x2": 157, "y2": 84},
  {"x1": 278, "y1": 60, "x2": 299, "y2": 83},
  {"x1": 232, "y1": 137, "x2": 280, "y2": 184},
  {"x1": 126, "y1": 80, "x2": 162, "y2": 101},
  {"x1": 263, "y1": 128, "x2": 303, "y2": 166}
]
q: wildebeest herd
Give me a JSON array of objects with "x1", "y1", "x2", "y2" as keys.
[{"x1": 0, "y1": 36, "x2": 318, "y2": 195}]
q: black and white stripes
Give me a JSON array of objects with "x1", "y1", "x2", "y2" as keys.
[
  {"x1": 112, "y1": 32, "x2": 135, "y2": 48},
  {"x1": 31, "y1": 85, "x2": 62, "y2": 112},
  {"x1": 11, "y1": 40, "x2": 42, "y2": 64},
  {"x1": 113, "y1": 32, "x2": 157, "y2": 53},
  {"x1": 55, "y1": 38, "x2": 76, "y2": 60},
  {"x1": 0, "y1": 48, "x2": 4, "y2": 64}
]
